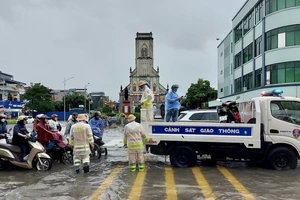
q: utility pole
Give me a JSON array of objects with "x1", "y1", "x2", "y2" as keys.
[
  {"x1": 63, "y1": 77, "x2": 74, "y2": 122},
  {"x1": 84, "y1": 83, "x2": 90, "y2": 113}
]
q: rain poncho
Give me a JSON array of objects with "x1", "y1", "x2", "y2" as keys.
[
  {"x1": 140, "y1": 85, "x2": 154, "y2": 109},
  {"x1": 165, "y1": 91, "x2": 181, "y2": 111},
  {"x1": 88, "y1": 118, "x2": 104, "y2": 138},
  {"x1": 69, "y1": 122, "x2": 94, "y2": 157},
  {"x1": 123, "y1": 121, "x2": 150, "y2": 153},
  {"x1": 36, "y1": 120, "x2": 67, "y2": 148}
]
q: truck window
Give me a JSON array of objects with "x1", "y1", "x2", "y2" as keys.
[{"x1": 270, "y1": 101, "x2": 300, "y2": 125}]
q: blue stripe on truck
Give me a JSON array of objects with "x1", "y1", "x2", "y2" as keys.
[{"x1": 152, "y1": 126, "x2": 252, "y2": 136}]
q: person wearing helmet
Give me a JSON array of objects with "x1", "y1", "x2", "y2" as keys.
[
  {"x1": 138, "y1": 80, "x2": 154, "y2": 121},
  {"x1": 64, "y1": 112, "x2": 78, "y2": 139},
  {"x1": 36, "y1": 114, "x2": 66, "y2": 149},
  {"x1": 70, "y1": 114, "x2": 94, "y2": 173},
  {"x1": 33, "y1": 114, "x2": 44, "y2": 133},
  {"x1": 48, "y1": 114, "x2": 62, "y2": 132},
  {"x1": 0, "y1": 114, "x2": 8, "y2": 139},
  {"x1": 88, "y1": 111, "x2": 105, "y2": 142},
  {"x1": 165, "y1": 84, "x2": 183, "y2": 122},
  {"x1": 12, "y1": 116, "x2": 30, "y2": 160}
]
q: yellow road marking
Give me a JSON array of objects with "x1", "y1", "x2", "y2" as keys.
[
  {"x1": 128, "y1": 170, "x2": 147, "y2": 200},
  {"x1": 192, "y1": 167, "x2": 217, "y2": 200},
  {"x1": 217, "y1": 166, "x2": 255, "y2": 200},
  {"x1": 90, "y1": 165, "x2": 123, "y2": 200},
  {"x1": 165, "y1": 167, "x2": 178, "y2": 200}
]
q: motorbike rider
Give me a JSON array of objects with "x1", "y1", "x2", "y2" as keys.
[
  {"x1": 64, "y1": 112, "x2": 78, "y2": 139},
  {"x1": 232, "y1": 107, "x2": 241, "y2": 123},
  {"x1": 36, "y1": 114, "x2": 66, "y2": 149},
  {"x1": 88, "y1": 111, "x2": 105, "y2": 146},
  {"x1": 12, "y1": 116, "x2": 30, "y2": 160},
  {"x1": 48, "y1": 114, "x2": 62, "y2": 132},
  {"x1": 0, "y1": 114, "x2": 8, "y2": 139}
]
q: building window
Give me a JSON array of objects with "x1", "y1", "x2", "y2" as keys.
[
  {"x1": 244, "y1": 72, "x2": 253, "y2": 90},
  {"x1": 266, "y1": 61, "x2": 300, "y2": 84},
  {"x1": 266, "y1": 0, "x2": 300, "y2": 15},
  {"x1": 231, "y1": 64, "x2": 233, "y2": 74},
  {"x1": 220, "y1": 88, "x2": 223, "y2": 92},
  {"x1": 243, "y1": 10, "x2": 254, "y2": 35},
  {"x1": 234, "y1": 52, "x2": 242, "y2": 69},
  {"x1": 133, "y1": 84, "x2": 136, "y2": 92},
  {"x1": 153, "y1": 83, "x2": 156, "y2": 92},
  {"x1": 266, "y1": 24, "x2": 300, "y2": 51},
  {"x1": 255, "y1": 1, "x2": 264, "y2": 24},
  {"x1": 255, "y1": 36, "x2": 262, "y2": 56},
  {"x1": 255, "y1": 68, "x2": 262, "y2": 87},
  {"x1": 243, "y1": 43, "x2": 253, "y2": 63},
  {"x1": 234, "y1": 77, "x2": 242, "y2": 93},
  {"x1": 141, "y1": 44, "x2": 148, "y2": 57},
  {"x1": 234, "y1": 23, "x2": 243, "y2": 43}
]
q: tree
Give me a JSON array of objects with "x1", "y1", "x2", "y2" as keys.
[
  {"x1": 22, "y1": 83, "x2": 55, "y2": 112},
  {"x1": 102, "y1": 105, "x2": 113, "y2": 114},
  {"x1": 63, "y1": 94, "x2": 85, "y2": 111},
  {"x1": 185, "y1": 78, "x2": 217, "y2": 109},
  {"x1": 52, "y1": 100, "x2": 64, "y2": 111}
]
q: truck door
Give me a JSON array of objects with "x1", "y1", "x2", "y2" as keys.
[{"x1": 268, "y1": 100, "x2": 300, "y2": 139}]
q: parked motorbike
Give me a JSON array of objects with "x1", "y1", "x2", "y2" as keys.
[
  {"x1": 0, "y1": 134, "x2": 52, "y2": 170},
  {"x1": 217, "y1": 96, "x2": 240, "y2": 123},
  {"x1": 90, "y1": 135, "x2": 107, "y2": 160}
]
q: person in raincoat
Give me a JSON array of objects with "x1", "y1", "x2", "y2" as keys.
[
  {"x1": 64, "y1": 112, "x2": 78, "y2": 139},
  {"x1": 165, "y1": 84, "x2": 182, "y2": 122},
  {"x1": 123, "y1": 114, "x2": 156, "y2": 172},
  {"x1": 138, "y1": 80, "x2": 154, "y2": 121},
  {"x1": 69, "y1": 114, "x2": 94, "y2": 174}
]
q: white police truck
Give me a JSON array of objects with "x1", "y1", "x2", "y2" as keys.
[{"x1": 142, "y1": 89, "x2": 300, "y2": 170}]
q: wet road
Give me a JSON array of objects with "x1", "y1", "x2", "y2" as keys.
[{"x1": 2, "y1": 125, "x2": 300, "y2": 199}]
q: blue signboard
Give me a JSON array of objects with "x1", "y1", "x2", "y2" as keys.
[{"x1": 152, "y1": 126, "x2": 252, "y2": 136}]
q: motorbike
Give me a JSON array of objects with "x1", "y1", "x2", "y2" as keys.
[
  {"x1": 90, "y1": 135, "x2": 107, "y2": 160},
  {"x1": 45, "y1": 132, "x2": 73, "y2": 164},
  {"x1": 0, "y1": 133, "x2": 52, "y2": 170},
  {"x1": 217, "y1": 96, "x2": 240, "y2": 123}
]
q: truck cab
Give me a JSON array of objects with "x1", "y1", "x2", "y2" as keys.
[{"x1": 142, "y1": 90, "x2": 300, "y2": 170}]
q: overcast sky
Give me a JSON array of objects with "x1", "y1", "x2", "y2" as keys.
[{"x1": 0, "y1": 0, "x2": 246, "y2": 101}]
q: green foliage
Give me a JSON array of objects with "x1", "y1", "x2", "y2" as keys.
[
  {"x1": 64, "y1": 94, "x2": 85, "y2": 111},
  {"x1": 185, "y1": 78, "x2": 217, "y2": 109},
  {"x1": 133, "y1": 112, "x2": 141, "y2": 123},
  {"x1": 6, "y1": 119, "x2": 17, "y2": 124},
  {"x1": 134, "y1": 105, "x2": 141, "y2": 113},
  {"x1": 107, "y1": 113, "x2": 115, "y2": 117},
  {"x1": 52, "y1": 100, "x2": 64, "y2": 111},
  {"x1": 22, "y1": 83, "x2": 55, "y2": 112},
  {"x1": 102, "y1": 106, "x2": 113, "y2": 114}
]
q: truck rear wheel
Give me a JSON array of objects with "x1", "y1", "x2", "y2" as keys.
[
  {"x1": 266, "y1": 147, "x2": 297, "y2": 170},
  {"x1": 170, "y1": 146, "x2": 197, "y2": 168}
]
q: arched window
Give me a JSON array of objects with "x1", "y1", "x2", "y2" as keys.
[
  {"x1": 153, "y1": 83, "x2": 156, "y2": 92},
  {"x1": 133, "y1": 83, "x2": 136, "y2": 92},
  {"x1": 141, "y1": 44, "x2": 148, "y2": 57}
]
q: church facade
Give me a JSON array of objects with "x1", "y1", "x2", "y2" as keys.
[{"x1": 119, "y1": 32, "x2": 168, "y2": 114}]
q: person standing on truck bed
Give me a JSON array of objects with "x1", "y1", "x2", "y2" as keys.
[
  {"x1": 165, "y1": 84, "x2": 183, "y2": 122},
  {"x1": 138, "y1": 80, "x2": 154, "y2": 121}
]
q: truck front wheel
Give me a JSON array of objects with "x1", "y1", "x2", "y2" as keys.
[
  {"x1": 267, "y1": 147, "x2": 297, "y2": 170},
  {"x1": 170, "y1": 146, "x2": 197, "y2": 168}
]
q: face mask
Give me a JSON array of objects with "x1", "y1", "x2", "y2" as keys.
[{"x1": 1, "y1": 119, "x2": 5, "y2": 122}]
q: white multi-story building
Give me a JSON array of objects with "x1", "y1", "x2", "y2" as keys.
[{"x1": 210, "y1": 0, "x2": 300, "y2": 106}]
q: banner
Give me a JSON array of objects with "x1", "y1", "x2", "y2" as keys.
[{"x1": 152, "y1": 125, "x2": 252, "y2": 136}]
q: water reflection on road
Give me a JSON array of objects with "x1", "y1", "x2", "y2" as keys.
[{"x1": 1, "y1": 127, "x2": 300, "y2": 199}]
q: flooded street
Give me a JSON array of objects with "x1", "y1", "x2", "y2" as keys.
[{"x1": 2, "y1": 125, "x2": 300, "y2": 200}]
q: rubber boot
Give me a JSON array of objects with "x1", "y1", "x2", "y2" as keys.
[{"x1": 83, "y1": 163, "x2": 89, "y2": 173}]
